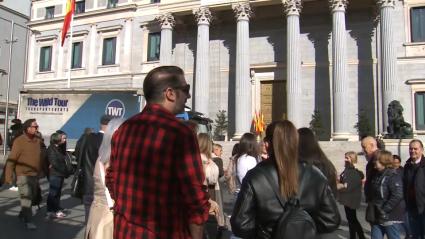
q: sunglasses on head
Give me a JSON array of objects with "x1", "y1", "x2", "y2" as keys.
[{"x1": 174, "y1": 84, "x2": 191, "y2": 95}]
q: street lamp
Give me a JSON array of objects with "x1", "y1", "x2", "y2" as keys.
[
  {"x1": 0, "y1": 17, "x2": 39, "y2": 155},
  {"x1": 0, "y1": 68, "x2": 8, "y2": 155}
]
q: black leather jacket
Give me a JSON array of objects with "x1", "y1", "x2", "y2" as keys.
[
  {"x1": 231, "y1": 160, "x2": 341, "y2": 239},
  {"x1": 75, "y1": 132, "x2": 103, "y2": 196}
]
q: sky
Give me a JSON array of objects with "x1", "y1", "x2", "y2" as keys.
[{"x1": 1, "y1": 0, "x2": 31, "y2": 16}]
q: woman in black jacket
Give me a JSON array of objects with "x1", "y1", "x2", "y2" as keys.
[
  {"x1": 231, "y1": 120, "x2": 340, "y2": 239},
  {"x1": 46, "y1": 132, "x2": 68, "y2": 219},
  {"x1": 298, "y1": 128, "x2": 338, "y2": 196},
  {"x1": 368, "y1": 150, "x2": 404, "y2": 239},
  {"x1": 337, "y1": 151, "x2": 366, "y2": 239}
]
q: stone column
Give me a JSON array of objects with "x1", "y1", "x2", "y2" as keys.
[
  {"x1": 283, "y1": 0, "x2": 302, "y2": 127},
  {"x1": 377, "y1": 0, "x2": 398, "y2": 132},
  {"x1": 233, "y1": 2, "x2": 252, "y2": 138},
  {"x1": 27, "y1": 33, "x2": 36, "y2": 82},
  {"x1": 330, "y1": 0, "x2": 351, "y2": 139},
  {"x1": 57, "y1": 36, "x2": 64, "y2": 78},
  {"x1": 194, "y1": 7, "x2": 212, "y2": 116},
  {"x1": 156, "y1": 13, "x2": 175, "y2": 65},
  {"x1": 88, "y1": 24, "x2": 97, "y2": 75},
  {"x1": 122, "y1": 18, "x2": 133, "y2": 72}
]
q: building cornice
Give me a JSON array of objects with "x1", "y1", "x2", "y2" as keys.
[
  {"x1": 27, "y1": 4, "x2": 137, "y2": 27},
  {"x1": 0, "y1": 5, "x2": 30, "y2": 20}
]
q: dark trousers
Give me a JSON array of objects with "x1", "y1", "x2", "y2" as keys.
[
  {"x1": 408, "y1": 210, "x2": 425, "y2": 239},
  {"x1": 47, "y1": 176, "x2": 64, "y2": 212},
  {"x1": 344, "y1": 206, "x2": 366, "y2": 239}
]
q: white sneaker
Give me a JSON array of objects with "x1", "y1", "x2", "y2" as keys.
[
  {"x1": 25, "y1": 222, "x2": 37, "y2": 230},
  {"x1": 54, "y1": 211, "x2": 67, "y2": 218},
  {"x1": 8, "y1": 186, "x2": 18, "y2": 191}
]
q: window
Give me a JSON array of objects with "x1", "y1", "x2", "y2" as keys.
[
  {"x1": 45, "y1": 6, "x2": 55, "y2": 19},
  {"x1": 102, "y1": 37, "x2": 116, "y2": 65},
  {"x1": 147, "y1": 32, "x2": 160, "y2": 61},
  {"x1": 71, "y1": 42, "x2": 83, "y2": 68},
  {"x1": 151, "y1": 0, "x2": 160, "y2": 3},
  {"x1": 411, "y1": 7, "x2": 425, "y2": 42},
  {"x1": 415, "y1": 92, "x2": 425, "y2": 130},
  {"x1": 75, "y1": 1, "x2": 85, "y2": 14},
  {"x1": 107, "y1": 0, "x2": 118, "y2": 9},
  {"x1": 39, "y1": 46, "x2": 52, "y2": 72}
]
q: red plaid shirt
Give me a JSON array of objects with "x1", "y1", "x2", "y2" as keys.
[{"x1": 106, "y1": 104, "x2": 210, "y2": 239}]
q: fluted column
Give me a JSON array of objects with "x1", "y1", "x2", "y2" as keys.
[
  {"x1": 156, "y1": 13, "x2": 175, "y2": 65},
  {"x1": 377, "y1": 0, "x2": 398, "y2": 132},
  {"x1": 88, "y1": 24, "x2": 97, "y2": 75},
  {"x1": 194, "y1": 7, "x2": 212, "y2": 116},
  {"x1": 233, "y1": 2, "x2": 252, "y2": 138},
  {"x1": 283, "y1": 0, "x2": 302, "y2": 127},
  {"x1": 330, "y1": 0, "x2": 351, "y2": 139}
]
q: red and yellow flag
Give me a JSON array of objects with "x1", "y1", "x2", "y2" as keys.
[
  {"x1": 253, "y1": 111, "x2": 265, "y2": 135},
  {"x1": 61, "y1": 0, "x2": 75, "y2": 46}
]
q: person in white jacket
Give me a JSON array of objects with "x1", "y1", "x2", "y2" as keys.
[{"x1": 235, "y1": 133, "x2": 259, "y2": 187}]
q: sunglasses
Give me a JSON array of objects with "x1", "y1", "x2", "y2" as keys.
[{"x1": 174, "y1": 84, "x2": 191, "y2": 95}]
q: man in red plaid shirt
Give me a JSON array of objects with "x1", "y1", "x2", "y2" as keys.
[{"x1": 106, "y1": 66, "x2": 210, "y2": 239}]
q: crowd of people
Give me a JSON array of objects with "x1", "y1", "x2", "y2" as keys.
[{"x1": 0, "y1": 65, "x2": 425, "y2": 239}]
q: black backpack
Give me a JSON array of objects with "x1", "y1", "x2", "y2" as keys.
[{"x1": 259, "y1": 167, "x2": 317, "y2": 239}]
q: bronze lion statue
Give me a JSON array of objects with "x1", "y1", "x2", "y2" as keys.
[{"x1": 386, "y1": 100, "x2": 413, "y2": 139}]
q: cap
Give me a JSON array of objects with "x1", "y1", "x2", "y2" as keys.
[{"x1": 100, "y1": 115, "x2": 113, "y2": 125}]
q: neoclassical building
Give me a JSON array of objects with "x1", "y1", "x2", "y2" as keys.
[{"x1": 24, "y1": 0, "x2": 425, "y2": 140}]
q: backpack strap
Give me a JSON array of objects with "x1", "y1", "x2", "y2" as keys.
[{"x1": 258, "y1": 167, "x2": 290, "y2": 209}]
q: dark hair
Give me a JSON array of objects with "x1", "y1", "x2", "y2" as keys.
[
  {"x1": 410, "y1": 139, "x2": 424, "y2": 149},
  {"x1": 298, "y1": 127, "x2": 337, "y2": 193},
  {"x1": 22, "y1": 119, "x2": 36, "y2": 133},
  {"x1": 266, "y1": 120, "x2": 299, "y2": 198},
  {"x1": 231, "y1": 143, "x2": 240, "y2": 157},
  {"x1": 393, "y1": 154, "x2": 401, "y2": 163},
  {"x1": 143, "y1": 66, "x2": 185, "y2": 103},
  {"x1": 100, "y1": 115, "x2": 113, "y2": 125},
  {"x1": 236, "y1": 133, "x2": 258, "y2": 160},
  {"x1": 50, "y1": 132, "x2": 62, "y2": 145}
]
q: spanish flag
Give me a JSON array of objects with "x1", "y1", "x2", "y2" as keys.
[{"x1": 61, "y1": 0, "x2": 75, "y2": 46}]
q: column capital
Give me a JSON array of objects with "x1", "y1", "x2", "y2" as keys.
[
  {"x1": 282, "y1": 0, "x2": 302, "y2": 16},
  {"x1": 376, "y1": 0, "x2": 396, "y2": 8},
  {"x1": 156, "y1": 13, "x2": 175, "y2": 30},
  {"x1": 232, "y1": 2, "x2": 252, "y2": 21},
  {"x1": 194, "y1": 7, "x2": 212, "y2": 25},
  {"x1": 329, "y1": 0, "x2": 348, "y2": 12}
]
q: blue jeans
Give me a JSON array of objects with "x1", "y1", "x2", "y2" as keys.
[
  {"x1": 47, "y1": 176, "x2": 64, "y2": 212},
  {"x1": 371, "y1": 223, "x2": 401, "y2": 239},
  {"x1": 408, "y1": 211, "x2": 425, "y2": 239}
]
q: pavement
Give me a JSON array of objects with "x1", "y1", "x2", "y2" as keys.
[{"x1": 0, "y1": 150, "x2": 400, "y2": 239}]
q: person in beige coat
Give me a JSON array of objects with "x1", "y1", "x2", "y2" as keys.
[{"x1": 85, "y1": 118, "x2": 124, "y2": 239}]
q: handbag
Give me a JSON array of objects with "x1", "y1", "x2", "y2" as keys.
[
  {"x1": 71, "y1": 135, "x2": 86, "y2": 199},
  {"x1": 71, "y1": 169, "x2": 84, "y2": 198}
]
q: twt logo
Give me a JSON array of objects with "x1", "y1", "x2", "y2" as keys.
[{"x1": 105, "y1": 99, "x2": 125, "y2": 117}]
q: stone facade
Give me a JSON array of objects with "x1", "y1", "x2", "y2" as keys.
[{"x1": 25, "y1": 0, "x2": 425, "y2": 140}]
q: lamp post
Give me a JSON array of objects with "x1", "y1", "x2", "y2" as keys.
[
  {"x1": 0, "y1": 69, "x2": 8, "y2": 155},
  {"x1": 0, "y1": 17, "x2": 39, "y2": 155}
]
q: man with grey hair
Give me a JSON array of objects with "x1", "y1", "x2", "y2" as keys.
[
  {"x1": 361, "y1": 136, "x2": 379, "y2": 202},
  {"x1": 403, "y1": 139, "x2": 425, "y2": 239}
]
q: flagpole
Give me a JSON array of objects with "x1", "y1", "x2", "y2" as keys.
[{"x1": 66, "y1": 13, "x2": 74, "y2": 88}]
